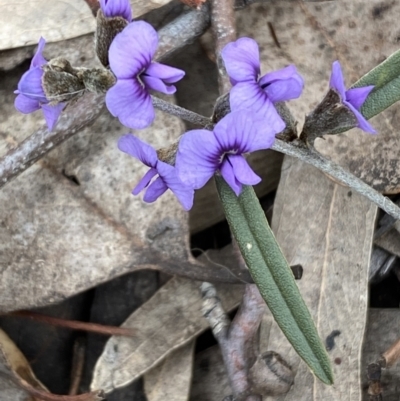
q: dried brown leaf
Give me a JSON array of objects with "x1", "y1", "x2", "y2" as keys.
[
  {"x1": 144, "y1": 340, "x2": 195, "y2": 401},
  {"x1": 91, "y1": 275, "x2": 243, "y2": 393}
]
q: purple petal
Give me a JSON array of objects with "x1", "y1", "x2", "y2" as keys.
[
  {"x1": 14, "y1": 94, "x2": 40, "y2": 113},
  {"x1": 132, "y1": 168, "x2": 158, "y2": 195},
  {"x1": 106, "y1": 79, "x2": 155, "y2": 129},
  {"x1": 329, "y1": 61, "x2": 346, "y2": 99},
  {"x1": 344, "y1": 101, "x2": 376, "y2": 134},
  {"x1": 213, "y1": 110, "x2": 280, "y2": 154},
  {"x1": 221, "y1": 37, "x2": 260, "y2": 85},
  {"x1": 41, "y1": 103, "x2": 65, "y2": 131},
  {"x1": 259, "y1": 65, "x2": 304, "y2": 102},
  {"x1": 157, "y1": 161, "x2": 194, "y2": 210},
  {"x1": 31, "y1": 37, "x2": 47, "y2": 68},
  {"x1": 18, "y1": 67, "x2": 47, "y2": 103},
  {"x1": 227, "y1": 154, "x2": 261, "y2": 186},
  {"x1": 345, "y1": 86, "x2": 374, "y2": 110},
  {"x1": 229, "y1": 83, "x2": 286, "y2": 132},
  {"x1": 100, "y1": 0, "x2": 132, "y2": 21},
  {"x1": 109, "y1": 21, "x2": 158, "y2": 79},
  {"x1": 118, "y1": 134, "x2": 158, "y2": 167},
  {"x1": 144, "y1": 63, "x2": 185, "y2": 83},
  {"x1": 220, "y1": 159, "x2": 242, "y2": 196},
  {"x1": 175, "y1": 129, "x2": 221, "y2": 189},
  {"x1": 143, "y1": 176, "x2": 168, "y2": 203},
  {"x1": 141, "y1": 75, "x2": 176, "y2": 95}
]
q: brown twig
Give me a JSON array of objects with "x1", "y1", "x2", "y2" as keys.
[
  {"x1": 210, "y1": 0, "x2": 236, "y2": 94},
  {"x1": 82, "y1": 0, "x2": 99, "y2": 17},
  {"x1": 7, "y1": 311, "x2": 135, "y2": 337},
  {"x1": 69, "y1": 338, "x2": 86, "y2": 396}
]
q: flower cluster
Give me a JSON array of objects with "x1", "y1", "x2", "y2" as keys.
[{"x1": 13, "y1": 0, "x2": 376, "y2": 210}]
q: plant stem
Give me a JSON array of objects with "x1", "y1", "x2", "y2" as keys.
[{"x1": 152, "y1": 96, "x2": 212, "y2": 127}]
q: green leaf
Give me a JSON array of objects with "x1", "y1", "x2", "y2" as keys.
[
  {"x1": 352, "y1": 49, "x2": 400, "y2": 119},
  {"x1": 215, "y1": 176, "x2": 333, "y2": 385}
]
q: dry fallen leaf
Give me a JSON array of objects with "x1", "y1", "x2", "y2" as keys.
[
  {"x1": 144, "y1": 340, "x2": 195, "y2": 401},
  {"x1": 91, "y1": 274, "x2": 243, "y2": 393}
]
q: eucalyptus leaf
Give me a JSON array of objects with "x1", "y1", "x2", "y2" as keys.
[
  {"x1": 215, "y1": 176, "x2": 333, "y2": 385},
  {"x1": 352, "y1": 49, "x2": 400, "y2": 120}
]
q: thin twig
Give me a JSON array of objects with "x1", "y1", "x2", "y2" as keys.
[
  {"x1": 69, "y1": 337, "x2": 86, "y2": 396},
  {"x1": 152, "y1": 96, "x2": 212, "y2": 127},
  {"x1": 210, "y1": 0, "x2": 236, "y2": 94},
  {"x1": 6, "y1": 311, "x2": 136, "y2": 337},
  {"x1": 272, "y1": 140, "x2": 400, "y2": 220}
]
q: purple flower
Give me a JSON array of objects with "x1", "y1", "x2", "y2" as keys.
[
  {"x1": 118, "y1": 134, "x2": 194, "y2": 210},
  {"x1": 330, "y1": 61, "x2": 376, "y2": 133},
  {"x1": 221, "y1": 37, "x2": 303, "y2": 121},
  {"x1": 99, "y1": 0, "x2": 132, "y2": 21},
  {"x1": 14, "y1": 38, "x2": 65, "y2": 131},
  {"x1": 175, "y1": 109, "x2": 283, "y2": 196},
  {"x1": 106, "y1": 21, "x2": 185, "y2": 129}
]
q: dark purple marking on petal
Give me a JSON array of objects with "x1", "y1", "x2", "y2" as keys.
[
  {"x1": 108, "y1": 21, "x2": 158, "y2": 79},
  {"x1": 41, "y1": 102, "x2": 65, "y2": 131},
  {"x1": 132, "y1": 168, "x2": 158, "y2": 195},
  {"x1": 221, "y1": 37, "x2": 260, "y2": 85},
  {"x1": 345, "y1": 86, "x2": 374, "y2": 110},
  {"x1": 100, "y1": 0, "x2": 132, "y2": 21},
  {"x1": 106, "y1": 79, "x2": 155, "y2": 129},
  {"x1": 227, "y1": 154, "x2": 261, "y2": 186},
  {"x1": 175, "y1": 129, "x2": 221, "y2": 190},
  {"x1": 220, "y1": 159, "x2": 242, "y2": 196},
  {"x1": 143, "y1": 176, "x2": 168, "y2": 203},
  {"x1": 118, "y1": 134, "x2": 158, "y2": 167}
]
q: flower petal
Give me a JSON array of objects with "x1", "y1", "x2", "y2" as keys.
[
  {"x1": 141, "y1": 75, "x2": 176, "y2": 95},
  {"x1": 14, "y1": 94, "x2": 40, "y2": 113},
  {"x1": 18, "y1": 67, "x2": 47, "y2": 102},
  {"x1": 106, "y1": 79, "x2": 155, "y2": 129},
  {"x1": 221, "y1": 37, "x2": 260, "y2": 85},
  {"x1": 144, "y1": 63, "x2": 185, "y2": 84},
  {"x1": 118, "y1": 134, "x2": 158, "y2": 167},
  {"x1": 329, "y1": 60, "x2": 346, "y2": 99},
  {"x1": 143, "y1": 176, "x2": 168, "y2": 203},
  {"x1": 108, "y1": 21, "x2": 158, "y2": 78},
  {"x1": 220, "y1": 159, "x2": 242, "y2": 196},
  {"x1": 175, "y1": 129, "x2": 221, "y2": 189},
  {"x1": 213, "y1": 109, "x2": 280, "y2": 154},
  {"x1": 227, "y1": 154, "x2": 261, "y2": 186},
  {"x1": 132, "y1": 168, "x2": 158, "y2": 195},
  {"x1": 345, "y1": 86, "x2": 374, "y2": 110},
  {"x1": 157, "y1": 161, "x2": 194, "y2": 210},
  {"x1": 41, "y1": 103, "x2": 65, "y2": 131},
  {"x1": 344, "y1": 101, "x2": 376, "y2": 134},
  {"x1": 259, "y1": 65, "x2": 304, "y2": 102},
  {"x1": 100, "y1": 0, "x2": 132, "y2": 21},
  {"x1": 31, "y1": 37, "x2": 47, "y2": 68}
]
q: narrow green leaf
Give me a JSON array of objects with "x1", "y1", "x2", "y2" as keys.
[
  {"x1": 215, "y1": 176, "x2": 333, "y2": 385},
  {"x1": 352, "y1": 49, "x2": 400, "y2": 119}
]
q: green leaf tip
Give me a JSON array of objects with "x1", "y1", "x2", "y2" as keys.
[
  {"x1": 215, "y1": 176, "x2": 334, "y2": 385},
  {"x1": 352, "y1": 48, "x2": 400, "y2": 120}
]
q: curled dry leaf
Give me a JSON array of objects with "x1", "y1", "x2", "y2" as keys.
[{"x1": 91, "y1": 272, "x2": 244, "y2": 393}]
